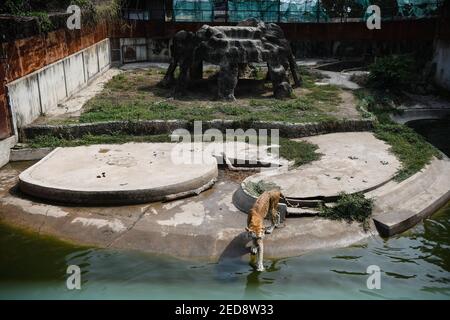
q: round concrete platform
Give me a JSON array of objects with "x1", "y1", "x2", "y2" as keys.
[
  {"x1": 19, "y1": 143, "x2": 218, "y2": 204},
  {"x1": 236, "y1": 132, "x2": 401, "y2": 209}
]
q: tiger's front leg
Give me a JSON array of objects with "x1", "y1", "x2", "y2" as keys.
[
  {"x1": 255, "y1": 238, "x2": 265, "y2": 272},
  {"x1": 250, "y1": 238, "x2": 258, "y2": 255}
]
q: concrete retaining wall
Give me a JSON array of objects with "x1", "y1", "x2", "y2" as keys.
[
  {"x1": 7, "y1": 39, "x2": 111, "y2": 131},
  {"x1": 0, "y1": 135, "x2": 18, "y2": 168},
  {"x1": 433, "y1": 39, "x2": 450, "y2": 91},
  {"x1": 21, "y1": 119, "x2": 374, "y2": 140},
  {"x1": 390, "y1": 108, "x2": 450, "y2": 124}
]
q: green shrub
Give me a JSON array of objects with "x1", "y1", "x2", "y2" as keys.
[
  {"x1": 319, "y1": 192, "x2": 373, "y2": 231},
  {"x1": 27, "y1": 11, "x2": 53, "y2": 33},
  {"x1": 368, "y1": 55, "x2": 414, "y2": 89}
]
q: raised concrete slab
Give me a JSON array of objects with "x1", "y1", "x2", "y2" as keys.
[
  {"x1": 19, "y1": 143, "x2": 218, "y2": 205},
  {"x1": 240, "y1": 132, "x2": 400, "y2": 201},
  {"x1": 390, "y1": 93, "x2": 450, "y2": 124},
  {"x1": 0, "y1": 136, "x2": 18, "y2": 168},
  {"x1": 17, "y1": 141, "x2": 288, "y2": 205},
  {"x1": 371, "y1": 157, "x2": 450, "y2": 236},
  {"x1": 0, "y1": 164, "x2": 371, "y2": 260},
  {"x1": 10, "y1": 147, "x2": 53, "y2": 162},
  {"x1": 1, "y1": 133, "x2": 448, "y2": 260}
]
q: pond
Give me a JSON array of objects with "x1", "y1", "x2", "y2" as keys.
[
  {"x1": 407, "y1": 118, "x2": 450, "y2": 157},
  {"x1": 0, "y1": 201, "x2": 449, "y2": 300}
]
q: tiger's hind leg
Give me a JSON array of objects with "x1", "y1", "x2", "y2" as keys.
[{"x1": 265, "y1": 197, "x2": 280, "y2": 234}]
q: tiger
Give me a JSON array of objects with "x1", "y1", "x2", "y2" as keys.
[{"x1": 245, "y1": 189, "x2": 283, "y2": 271}]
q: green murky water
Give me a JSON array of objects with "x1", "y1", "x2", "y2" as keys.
[
  {"x1": 407, "y1": 118, "x2": 450, "y2": 157},
  {"x1": 0, "y1": 202, "x2": 449, "y2": 300}
]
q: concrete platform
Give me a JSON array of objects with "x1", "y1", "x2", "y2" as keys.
[
  {"x1": 1, "y1": 155, "x2": 447, "y2": 260},
  {"x1": 18, "y1": 143, "x2": 218, "y2": 205},
  {"x1": 0, "y1": 164, "x2": 370, "y2": 260},
  {"x1": 0, "y1": 132, "x2": 448, "y2": 260},
  {"x1": 370, "y1": 157, "x2": 450, "y2": 236},
  {"x1": 17, "y1": 141, "x2": 287, "y2": 205},
  {"x1": 239, "y1": 132, "x2": 400, "y2": 201},
  {"x1": 10, "y1": 146, "x2": 53, "y2": 162}
]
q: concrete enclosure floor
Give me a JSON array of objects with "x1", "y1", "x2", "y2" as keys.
[
  {"x1": 243, "y1": 132, "x2": 401, "y2": 199},
  {"x1": 0, "y1": 133, "x2": 449, "y2": 260}
]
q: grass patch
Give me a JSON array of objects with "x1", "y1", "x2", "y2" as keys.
[
  {"x1": 319, "y1": 192, "x2": 374, "y2": 231},
  {"x1": 80, "y1": 97, "x2": 338, "y2": 124},
  {"x1": 277, "y1": 138, "x2": 321, "y2": 166},
  {"x1": 79, "y1": 100, "x2": 217, "y2": 123},
  {"x1": 244, "y1": 180, "x2": 280, "y2": 197},
  {"x1": 26, "y1": 133, "x2": 172, "y2": 148},
  {"x1": 354, "y1": 88, "x2": 401, "y2": 123},
  {"x1": 354, "y1": 89, "x2": 442, "y2": 181},
  {"x1": 67, "y1": 67, "x2": 346, "y2": 125},
  {"x1": 373, "y1": 124, "x2": 442, "y2": 181},
  {"x1": 230, "y1": 135, "x2": 321, "y2": 167}
]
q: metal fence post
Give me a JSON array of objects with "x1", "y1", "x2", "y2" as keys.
[
  {"x1": 317, "y1": 0, "x2": 321, "y2": 23},
  {"x1": 226, "y1": 0, "x2": 228, "y2": 23},
  {"x1": 278, "y1": 0, "x2": 281, "y2": 23}
]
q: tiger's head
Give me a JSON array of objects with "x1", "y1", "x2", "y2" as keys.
[{"x1": 245, "y1": 210, "x2": 265, "y2": 239}]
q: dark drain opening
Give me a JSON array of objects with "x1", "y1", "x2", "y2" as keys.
[{"x1": 227, "y1": 158, "x2": 282, "y2": 168}]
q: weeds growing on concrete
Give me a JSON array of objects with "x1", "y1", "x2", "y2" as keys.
[
  {"x1": 354, "y1": 89, "x2": 442, "y2": 181},
  {"x1": 27, "y1": 133, "x2": 172, "y2": 148},
  {"x1": 319, "y1": 192, "x2": 374, "y2": 231},
  {"x1": 276, "y1": 138, "x2": 321, "y2": 166},
  {"x1": 72, "y1": 68, "x2": 344, "y2": 124},
  {"x1": 373, "y1": 124, "x2": 442, "y2": 181}
]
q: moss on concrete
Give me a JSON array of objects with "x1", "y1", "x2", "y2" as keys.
[{"x1": 354, "y1": 89, "x2": 442, "y2": 181}]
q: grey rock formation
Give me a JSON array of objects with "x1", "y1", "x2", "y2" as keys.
[{"x1": 160, "y1": 19, "x2": 301, "y2": 100}]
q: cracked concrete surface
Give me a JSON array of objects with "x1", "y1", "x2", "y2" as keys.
[
  {"x1": 1, "y1": 133, "x2": 448, "y2": 260},
  {"x1": 243, "y1": 132, "x2": 401, "y2": 199},
  {"x1": 0, "y1": 162, "x2": 370, "y2": 260}
]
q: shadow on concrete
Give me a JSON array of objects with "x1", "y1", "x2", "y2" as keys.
[{"x1": 218, "y1": 232, "x2": 250, "y2": 261}]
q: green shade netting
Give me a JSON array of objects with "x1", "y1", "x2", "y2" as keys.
[
  {"x1": 280, "y1": 0, "x2": 329, "y2": 22},
  {"x1": 228, "y1": 1, "x2": 279, "y2": 22},
  {"x1": 397, "y1": 0, "x2": 440, "y2": 17},
  {"x1": 173, "y1": 0, "x2": 213, "y2": 21},
  {"x1": 172, "y1": 0, "x2": 441, "y2": 22}
]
